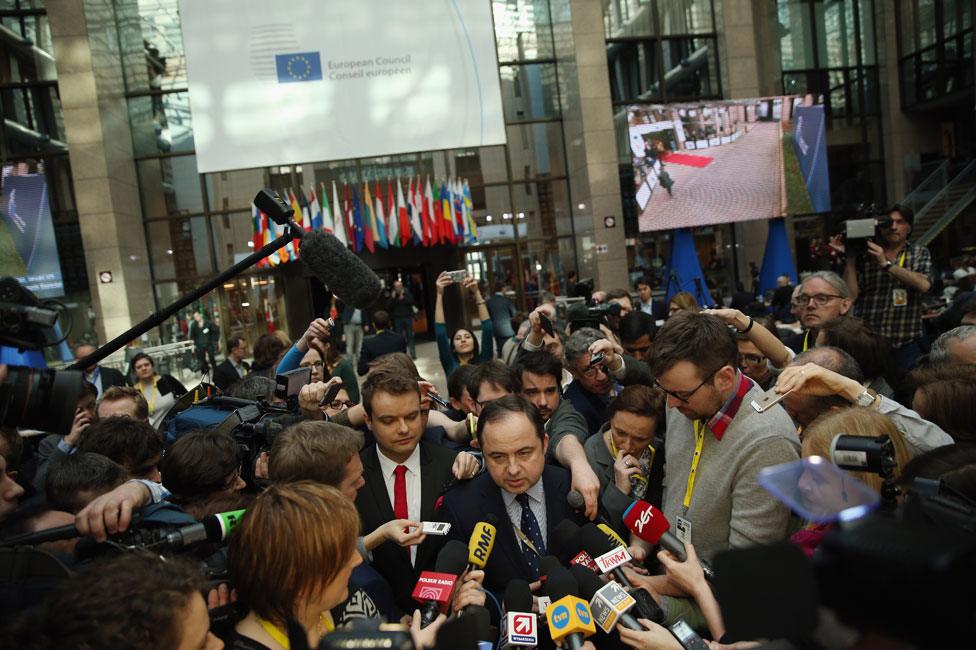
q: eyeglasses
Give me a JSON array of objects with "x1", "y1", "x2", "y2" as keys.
[
  {"x1": 222, "y1": 466, "x2": 243, "y2": 491},
  {"x1": 300, "y1": 360, "x2": 325, "y2": 370},
  {"x1": 653, "y1": 366, "x2": 721, "y2": 403},
  {"x1": 792, "y1": 293, "x2": 844, "y2": 308},
  {"x1": 737, "y1": 353, "x2": 766, "y2": 366},
  {"x1": 326, "y1": 400, "x2": 355, "y2": 410}
]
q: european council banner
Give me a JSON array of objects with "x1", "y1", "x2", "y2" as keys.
[
  {"x1": 791, "y1": 105, "x2": 831, "y2": 213},
  {"x1": 178, "y1": 0, "x2": 507, "y2": 173}
]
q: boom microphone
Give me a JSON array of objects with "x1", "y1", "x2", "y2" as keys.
[
  {"x1": 413, "y1": 540, "x2": 467, "y2": 628},
  {"x1": 300, "y1": 231, "x2": 383, "y2": 309}
]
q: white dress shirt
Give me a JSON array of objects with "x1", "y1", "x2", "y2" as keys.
[
  {"x1": 85, "y1": 368, "x2": 103, "y2": 396},
  {"x1": 376, "y1": 444, "x2": 422, "y2": 565},
  {"x1": 501, "y1": 478, "x2": 548, "y2": 552}
]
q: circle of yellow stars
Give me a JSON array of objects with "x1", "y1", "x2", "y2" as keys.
[{"x1": 286, "y1": 55, "x2": 313, "y2": 80}]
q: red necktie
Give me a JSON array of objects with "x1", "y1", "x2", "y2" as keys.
[{"x1": 393, "y1": 465, "x2": 408, "y2": 520}]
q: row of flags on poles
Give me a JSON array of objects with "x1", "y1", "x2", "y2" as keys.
[{"x1": 252, "y1": 177, "x2": 479, "y2": 267}]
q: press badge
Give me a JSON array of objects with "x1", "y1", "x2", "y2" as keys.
[
  {"x1": 675, "y1": 516, "x2": 692, "y2": 545},
  {"x1": 892, "y1": 288, "x2": 908, "y2": 307}
]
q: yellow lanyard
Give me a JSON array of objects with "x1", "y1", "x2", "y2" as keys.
[
  {"x1": 897, "y1": 250, "x2": 907, "y2": 268},
  {"x1": 606, "y1": 430, "x2": 651, "y2": 485},
  {"x1": 802, "y1": 330, "x2": 810, "y2": 352},
  {"x1": 683, "y1": 420, "x2": 706, "y2": 511},
  {"x1": 257, "y1": 614, "x2": 334, "y2": 650},
  {"x1": 138, "y1": 377, "x2": 158, "y2": 415}
]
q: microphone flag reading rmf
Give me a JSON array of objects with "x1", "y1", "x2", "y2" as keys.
[{"x1": 467, "y1": 519, "x2": 496, "y2": 571}]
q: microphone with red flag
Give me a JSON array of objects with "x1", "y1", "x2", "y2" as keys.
[
  {"x1": 621, "y1": 500, "x2": 681, "y2": 560},
  {"x1": 623, "y1": 500, "x2": 715, "y2": 581},
  {"x1": 499, "y1": 579, "x2": 537, "y2": 648},
  {"x1": 413, "y1": 540, "x2": 468, "y2": 627}
]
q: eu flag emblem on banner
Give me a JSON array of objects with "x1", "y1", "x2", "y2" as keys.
[{"x1": 275, "y1": 52, "x2": 323, "y2": 83}]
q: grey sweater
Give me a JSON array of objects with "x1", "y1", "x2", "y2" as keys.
[{"x1": 661, "y1": 383, "x2": 800, "y2": 562}]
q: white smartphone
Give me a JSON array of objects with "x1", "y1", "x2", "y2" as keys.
[
  {"x1": 446, "y1": 270, "x2": 467, "y2": 283},
  {"x1": 750, "y1": 387, "x2": 793, "y2": 413},
  {"x1": 421, "y1": 521, "x2": 452, "y2": 535}
]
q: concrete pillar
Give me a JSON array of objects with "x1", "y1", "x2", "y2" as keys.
[
  {"x1": 552, "y1": 0, "x2": 628, "y2": 291},
  {"x1": 716, "y1": 0, "x2": 783, "y2": 99},
  {"x1": 47, "y1": 0, "x2": 154, "y2": 343}
]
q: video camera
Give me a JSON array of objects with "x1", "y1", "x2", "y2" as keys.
[
  {"x1": 841, "y1": 203, "x2": 893, "y2": 254},
  {"x1": 0, "y1": 277, "x2": 82, "y2": 434},
  {"x1": 830, "y1": 433, "x2": 900, "y2": 509},
  {"x1": 565, "y1": 301, "x2": 622, "y2": 333}
]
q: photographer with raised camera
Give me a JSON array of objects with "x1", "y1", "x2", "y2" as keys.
[{"x1": 833, "y1": 204, "x2": 932, "y2": 375}]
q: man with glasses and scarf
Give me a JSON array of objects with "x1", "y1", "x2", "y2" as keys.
[{"x1": 648, "y1": 311, "x2": 800, "y2": 626}]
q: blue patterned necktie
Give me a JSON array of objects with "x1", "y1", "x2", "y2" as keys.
[{"x1": 516, "y1": 493, "x2": 546, "y2": 579}]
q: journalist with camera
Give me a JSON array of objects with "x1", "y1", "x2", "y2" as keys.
[{"x1": 834, "y1": 204, "x2": 933, "y2": 375}]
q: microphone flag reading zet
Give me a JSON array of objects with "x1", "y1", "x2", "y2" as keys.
[{"x1": 623, "y1": 499, "x2": 687, "y2": 562}]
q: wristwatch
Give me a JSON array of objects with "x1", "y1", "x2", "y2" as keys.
[{"x1": 854, "y1": 388, "x2": 877, "y2": 407}]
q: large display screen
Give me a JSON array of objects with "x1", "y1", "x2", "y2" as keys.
[
  {"x1": 0, "y1": 163, "x2": 65, "y2": 298},
  {"x1": 628, "y1": 96, "x2": 830, "y2": 232},
  {"x1": 179, "y1": 0, "x2": 507, "y2": 173}
]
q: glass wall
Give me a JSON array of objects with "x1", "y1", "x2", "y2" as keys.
[
  {"x1": 111, "y1": 0, "x2": 580, "y2": 344},
  {"x1": 897, "y1": 0, "x2": 974, "y2": 108},
  {"x1": 779, "y1": 0, "x2": 885, "y2": 214},
  {"x1": 0, "y1": 0, "x2": 94, "y2": 360}
]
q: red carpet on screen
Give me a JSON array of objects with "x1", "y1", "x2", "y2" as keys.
[{"x1": 661, "y1": 152, "x2": 714, "y2": 168}]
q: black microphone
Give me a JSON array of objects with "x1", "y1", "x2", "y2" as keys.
[
  {"x1": 299, "y1": 231, "x2": 383, "y2": 309},
  {"x1": 579, "y1": 524, "x2": 633, "y2": 588}
]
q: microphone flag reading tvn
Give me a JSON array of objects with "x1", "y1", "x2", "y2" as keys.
[
  {"x1": 546, "y1": 595, "x2": 596, "y2": 645},
  {"x1": 275, "y1": 52, "x2": 323, "y2": 83}
]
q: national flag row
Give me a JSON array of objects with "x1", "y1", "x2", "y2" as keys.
[{"x1": 251, "y1": 177, "x2": 478, "y2": 267}]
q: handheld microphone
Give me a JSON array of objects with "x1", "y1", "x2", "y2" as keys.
[
  {"x1": 299, "y1": 231, "x2": 383, "y2": 309},
  {"x1": 623, "y1": 500, "x2": 715, "y2": 581},
  {"x1": 554, "y1": 519, "x2": 599, "y2": 572},
  {"x1": 466, "y1": 519, "x2": 496, "y2": 572},
  {"x1": 543, "y1": 566, "x2": 596, "y2": 650},
  {"x1": 569, "y1": 564, "x2": 641, "y2": 633},
  {"x1": 500, "y1": 580, "x2": 537, "y2": 648},
  {"x1": 413, "y1": 540, "x2": 467, "y2": 627},
  {"x1": 622, "y1": 500, "x2": 685, "y2": 561},
  {"x1": 579, "y1": 524, "x2": 633, "y2": 588},
  {"x1": 164, "y1": 509, "x2": 246, "y2": 548},
  {"x1": 597, "y1": 523, "x2": 629, "y2": 551},
  {"x1": 567, "y1": 489, "x2": 586, "y2": 511}
]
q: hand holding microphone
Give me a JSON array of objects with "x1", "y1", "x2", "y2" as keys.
[
  {"x1": 657, "y1": 543, "x2": 709, "y2": 602},
  {"x1": 622, "y1": 500, "x2": 714, "y2": 582}
]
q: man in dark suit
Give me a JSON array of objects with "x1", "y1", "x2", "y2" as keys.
[
  {"x1": 74, "y1": 344, "x2": 126, "y2": 397},
  {"x1": 354, "y1": 370, "x2": 481, "y2": 615},
  {"x1": 440, "y1": 395, "x2": 585, "y2": 598},
  {"x1": 213, "y1": 336, "x2": 250, "y2": 392},
  {"x1": 357, "y1": 310, "x2": 407, "y2": 376}
]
